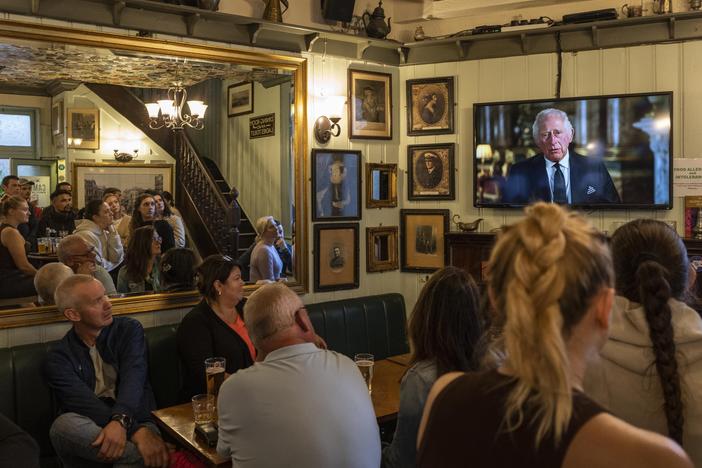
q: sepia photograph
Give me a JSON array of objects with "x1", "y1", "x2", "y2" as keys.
[
  {"x1": 407, "y1": 76, "x2": 454, "y2": 136},
  {"x1": 312, "y1": 149, "x2": 362, "y2": 221},
  {"x1": 400, "y1": 209, "x2": 449, "y2": 272},
  {"x1": 407, "y1": 143, "x2": 455, "y2": 200},
  {"x1": 67, "y1": 108, "x2": 99, "y2": 149},
  {"x1": 349, "y1": 69, "x2": 392, "y2": 140},
  {"x1": 228, "y1": 81, "x2": 254, "y2": 117},
  {"x1": 73, "y1": 163, "x2": 173, "y2": 212},
  {"x1": 314, "y1": 223, "x2": 359, "y2": 291}
]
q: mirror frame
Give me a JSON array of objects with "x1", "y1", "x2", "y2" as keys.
[
  {"x1": 0, "y1": 19, "x2": 309, "y2": 328},
  {"x1": 365, "y1": 163, "x2": 397, "y2": 209},
  {"x1": 365, "y1": 226, "x2": 399, "y2": 273}
]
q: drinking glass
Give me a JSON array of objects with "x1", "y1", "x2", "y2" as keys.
[
  {"x1": 191, "y1": 394, "x2": 215, "y2": 425},
  {"x1": 354, "y1": 353, "x2": 374, "y2": 394},
  {"x1": 205, "y1": 357, "x2": 226, "y2": 397}
]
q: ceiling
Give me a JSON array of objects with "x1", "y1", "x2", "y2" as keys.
[{"x1": 0, "y1": 39, "x2": 287, "y2": 94}]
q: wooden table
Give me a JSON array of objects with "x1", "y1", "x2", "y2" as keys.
[
  {"x1": 153, "y1": 354, "x2": 408, "y2": 467},
  {"x1": 27, "y1": 253, "x2": 58, "y2": 266}
]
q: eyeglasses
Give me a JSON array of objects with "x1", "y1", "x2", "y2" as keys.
[
  {"x1": 153, "y1": 234, "x2": 163, "y2": 243},
  {"x1": 72, "y1": 246, "x2": 96, "y2": 258}
]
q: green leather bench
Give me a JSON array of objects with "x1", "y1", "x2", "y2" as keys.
[{"x1": 0, "y1": 292, "x2": 408, "y2": 466}]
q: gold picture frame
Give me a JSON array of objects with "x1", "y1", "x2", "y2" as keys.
[
  {"x1": 365, "y1": 163, "x2": 397, "y2": 209},
  {"x1": 400, "y1": 209, "x2": 449, "y2": 272},
  {"x1": 67, "y1": 108, "x2": 100, "y2": 149},
  {"x1": 366, "y1": 226, "x2": 398, "y2": 273}
]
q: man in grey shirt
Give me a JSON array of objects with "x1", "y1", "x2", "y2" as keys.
[
  {"x1": 58, "y1": 235, "x2": 117, "y2": 295},
  {"x1": 217, "y1": 283, "x2": 381, "y2": 468}
]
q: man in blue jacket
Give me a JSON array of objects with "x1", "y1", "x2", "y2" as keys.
[{"x1": 45, "y1": 275, "x2": 170, "y2": 467}]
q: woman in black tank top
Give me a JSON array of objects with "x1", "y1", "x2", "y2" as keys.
[
  {"x1": 418, "y1": 203, "x2": 693, "y2": 468},
  {"x1": 0, "y1": 196, "x2": 37, "y2": 299}
]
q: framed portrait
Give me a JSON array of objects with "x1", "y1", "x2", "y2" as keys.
[
  {"x1": 73, "y1": 162, "x2": 174, "y2": 212},
  {"x1": 312, "y1": 149, "x2": 361, "y2": 221},
  {"x1": 314, "y1": 223, "x2": 359, "y2": 292},
  {"x1": 365, "y1": 163, "x2": 397, "y2": 209},
  {"x1": 400, "y1": 209, "x2": 449, "y2": 272},
  {"x1": 406, "y1": 76, "x2": 454, "y2": 136},
  {"x1": 407, "y1": 143, "x2": 455, "y2": 200},
  {"x1": 227, "y1": 81, "x2": 254, "y2": 117},
  {"x1": 348, "y1": 69, "x2": 392, "y2": 140},
  {"x1": 366, "y1": 226, "x2": 398, "y2": 273},
  {"x1": 67, "y1": 108, "x2": 99, "y2": 149},
  {"x1": 52, "y1": 100, "x2": 64, "y2": 136}
]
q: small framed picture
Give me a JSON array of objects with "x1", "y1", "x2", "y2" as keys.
[
  {"x1": 314, "y1": 223, "x2": 359, "y2": 292},
  {"x1": 52, "y1": 100, "x2": 63, "y2": 136},
  {"x1": 407, "y1": 143, "x2": 455, "y2": 200},
  {"x1": 406, "y1": 76, "x2": 454, "y2": 136},
  {"x1": 67, "y1": 108, "x2": 100, "y2": 149},
  {"x1": 366, "y1": 163, "x2": 397, "y2": 209},
  {"x1": 400, "y1": 209, "x2": 449, "y2": 272},
  {"x1": 227, "y1": 81, "x2": 254, "y2": 117},
  {"x1": 366, "y1": 226, "x2": 399, "y2": 273},
  {"x1": 312, "y1": 149, "x2": 362, "y2": 221},
  {"x1": 348, "y1": 69, "x2": 392, "y2": 140}
]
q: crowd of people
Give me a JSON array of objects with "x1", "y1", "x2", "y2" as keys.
[{"x1": 3, "y1": 175, "x2": 700, "y2": 468}]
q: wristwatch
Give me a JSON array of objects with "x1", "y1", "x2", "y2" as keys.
[{"x1": 110, "y1": 413, "x2": 133, "y2": 430}]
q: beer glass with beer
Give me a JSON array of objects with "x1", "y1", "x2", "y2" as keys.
[
  {"x1": 205, "y1": 357, "x2": 226, "y2": 397},
  {"x1": 354, "y1": 353, "x2": 374, "y2": 394}
]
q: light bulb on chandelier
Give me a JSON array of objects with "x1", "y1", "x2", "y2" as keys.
[{"x1": 144, "y1": 81, "x2": 208, "y2": 131}]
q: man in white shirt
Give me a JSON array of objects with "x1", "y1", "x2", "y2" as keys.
[{"x1": 217, "y1": 283, "x2": 381, "y2": 468}]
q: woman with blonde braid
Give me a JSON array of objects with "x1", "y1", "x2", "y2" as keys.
[
  {"x1": 585, "y1": 219, "x2": 702, "y2": 466},
  {"x1": 417, "y1": 203, "x2": 691, "y2": 468}
]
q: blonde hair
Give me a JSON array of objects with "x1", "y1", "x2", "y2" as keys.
[
  {"x1": 254, "y1": 216, "x2": 277, "y2": 242},
  {"x1": 244, "y1": 283, "x2": 302, "y2": 347},
  {"x1": 487, "y1": 202, "x2": 612, "y2": 446}
]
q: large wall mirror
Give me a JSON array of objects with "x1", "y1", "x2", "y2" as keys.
[{"x1": 0, "y1": 20, "x2": 308, "y2": 327}]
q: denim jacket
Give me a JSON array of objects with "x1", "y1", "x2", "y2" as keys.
[
  {"x1": 45, "y1": 317, "x2": 156, "y2": 437},
  {"x1": 382, "y1": 360, "x2": 437, "y2": 468}
]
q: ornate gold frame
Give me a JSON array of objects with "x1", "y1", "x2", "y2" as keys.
[
  {"x1": 366, "y1": 226, "x2": 399, "y2": 273},
  {"x1": 365, "y1": 163, "x2": 397, "y2": 209},
  {"x1": 0, "y1": 19, "x2": 308, "y2": 328}
]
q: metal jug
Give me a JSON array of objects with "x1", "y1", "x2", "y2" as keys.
[
  {"x1": 362, "y1": 0, "x2": 391, "y2": 39},
  {"x1": 652, "y1": 0, "x2": 672, "y2": 14},
  {"x1": 262, "y1": 0, "x2": 289, "y2": 23}
]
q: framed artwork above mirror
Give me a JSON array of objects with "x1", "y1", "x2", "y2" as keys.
[
  {"x1": 366, "y1": 226, "x2": 398, "y2": 273},
  {"x1": 365, "y1": 163, "x2": 397, "y2": 208}
]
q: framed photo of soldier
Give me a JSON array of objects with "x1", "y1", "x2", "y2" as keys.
[
  {"x1": 406, "y1": 76, "x2": 454, "y2": 136},
  {"x1": 400, "y1": 209, "x2": 449, "y2": 272},
  {"x1": 348, "y1": 69, "x2": 392, "y2": 140},
  {"x1": 312, "y1": 149, "x2": 362, "y2": 221},
  {"x1": 314, "y1": 223, "x2": 359, "y2": 292},
  {"x1": 407, "y1": 143, "x2": 455, "y2": 200},
  {"x1": 366, "y1": 226, "x2": 399, "y2": 273}
]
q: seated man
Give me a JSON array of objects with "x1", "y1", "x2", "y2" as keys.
[
  {"x1": 57, "y1": 235, "x2": 117, "y2": 296},
  {"x1": 38, "y1": 189, "x2": 76, "y2": 235},
  {"x1": 34, "y1": 263, "x2": 73, "y2": 305},
  {"x1": 217, "y1": 283, "x2": 381, "y2": 467},
  {"x1": 46, "y1": 275, "x2": 169, "y2": 467}
]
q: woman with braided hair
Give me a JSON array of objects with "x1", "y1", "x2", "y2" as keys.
[
  {"x1": 417, "y1": 203, "x2": 691, "y2": 468},
  {"x1": 585, "y1": 219, "x2": 702, "y2": 465}
]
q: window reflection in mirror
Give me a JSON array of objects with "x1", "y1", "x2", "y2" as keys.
[
  {"x1": 374, "y1": 234, "x2": 390, "y2": 261},
  {"x1": 366, "y1": 226, "x2": 399, "y2": 273},
  {"x1": 365, "y1": 163, "x2": 397, "y2": 209}
]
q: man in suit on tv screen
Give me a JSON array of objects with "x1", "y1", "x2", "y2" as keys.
[{"x1": 501, "y1": 108, "x2": 620, "y2": 205}]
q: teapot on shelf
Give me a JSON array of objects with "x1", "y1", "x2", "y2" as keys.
[{"x1": 362, "y1": 0, "x2": 391, "y2": 39}]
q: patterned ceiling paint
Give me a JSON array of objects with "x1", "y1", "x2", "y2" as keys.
[{"x1": 0, "y1": 43, "x2": 287, "y2": 89}]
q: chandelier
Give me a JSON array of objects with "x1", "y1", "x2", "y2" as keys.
[{"x1": 144, "y1": 81, "x2": 208, "y2": 131}]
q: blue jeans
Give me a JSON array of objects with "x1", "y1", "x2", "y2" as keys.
[{"x1": 49, "y1": 413, "x2": 159, "y2": 468}]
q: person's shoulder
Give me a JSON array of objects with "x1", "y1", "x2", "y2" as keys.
[
  {"x1": 112, "y1": 316, "x2": 144, "y2": 331},
  {"x1": 564, "y1": 413, "x2": 692, "y2": 468}
]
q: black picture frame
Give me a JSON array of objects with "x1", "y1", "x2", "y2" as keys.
[
  {"x1": 314, "y1": 223, "x2": 360, "y2": 292},
  {"x1": 407, "y1": 143, "x2": 455, "y2": 200},
  {"x1": 312, "y1": 149, "x2": 362, "y2": 221},
  {"x1": 400, "y1": 209, "x2": 449, "y2": 272},
  {"x1": 227, "y1": 81, "x2": 254, "y2": 117},
  {"x1": 406, "y1": 76, "x2": 454, "y2": 136},
  {"x1": 348, "y1": 69, "x2": 392, "y2": 140}
]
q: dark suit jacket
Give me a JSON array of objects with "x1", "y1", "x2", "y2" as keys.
[{"x1": 502, "y1": 152, "x2": 620, "y2": 205}]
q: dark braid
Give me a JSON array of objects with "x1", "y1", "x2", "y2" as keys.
[{"x1": 636, "y1": 260, "x2": 684, "y2": 445}]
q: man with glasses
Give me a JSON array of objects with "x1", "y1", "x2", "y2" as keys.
[
  {"x1": 57, "y1": 234, "x2": 116, "y2": 295},
  {"x1": 502, "y1": 108, "x2": 620, "y2": 205}
]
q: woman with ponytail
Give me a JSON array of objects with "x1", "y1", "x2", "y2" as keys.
[
  {"x1": 417, "y1": 203, "x2": 691, "y2": 468},
  {"x1": 585, "y1": 219, "x2": 702, "y2": 465}
]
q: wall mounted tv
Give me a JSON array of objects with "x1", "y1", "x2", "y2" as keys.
[{"x1": 473, "y1": 92, "x2": 673, "y2": 209}]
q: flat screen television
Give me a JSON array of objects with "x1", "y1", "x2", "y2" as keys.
[{"x1": 473, "y1": 92, "x2": 673, "y2": 209}]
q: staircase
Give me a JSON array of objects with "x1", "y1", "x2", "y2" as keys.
[{"x1": 86, "y1": 83, "x2": 257, "y2": 259}]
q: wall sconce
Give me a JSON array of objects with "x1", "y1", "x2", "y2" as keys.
[
  {"x1": 66, "y1": 137, "x2": 83, "y2": 148},
  {"x1": 113, "y1": 149, "x2": 139, "y2": 163},
  {"x1": 314, "y1": 95, "x2": 346, "y2": 144}
]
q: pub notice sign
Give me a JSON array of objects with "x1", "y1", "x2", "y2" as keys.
[{"x1": 249, "y1": 113, "x2": 275, "y2": 139}]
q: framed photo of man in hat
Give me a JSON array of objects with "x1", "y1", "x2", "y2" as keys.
[{"x1": 407, "y1": 143, "x2": 455, "y2": 200}]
